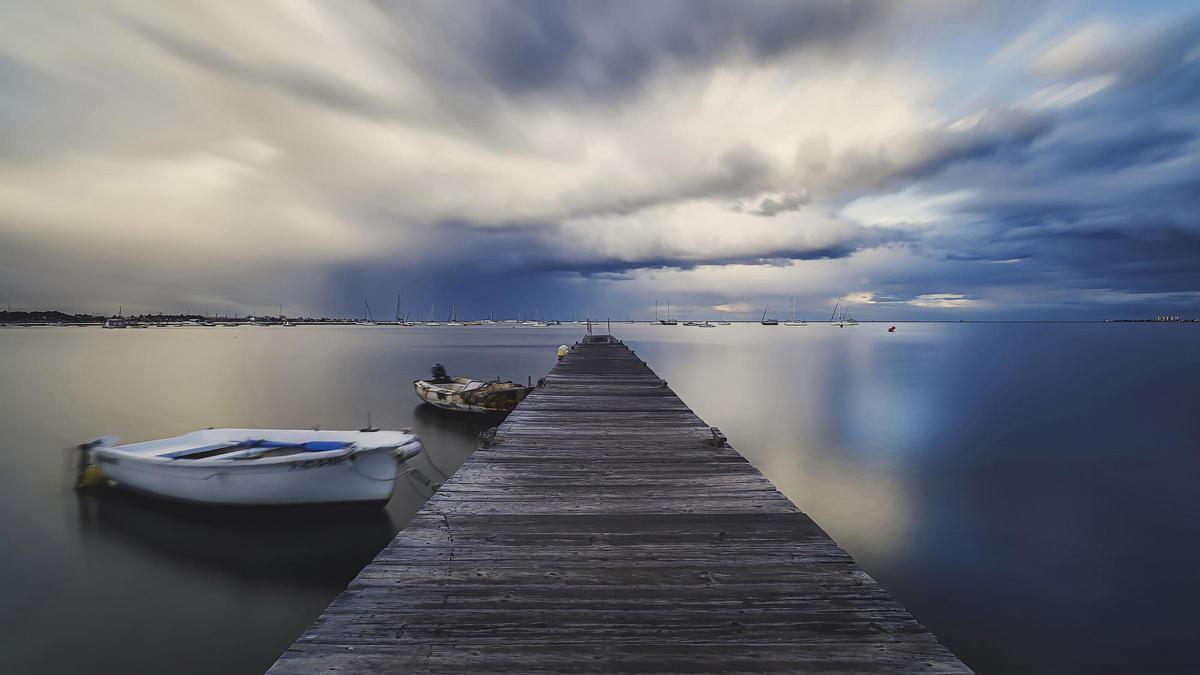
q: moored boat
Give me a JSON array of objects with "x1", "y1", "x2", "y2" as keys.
[
  {"x1": 414, "y1": 364, "x2": 532, "y2": 413},
  {"x1": 80, "y1": 428, "x2": 423, "y2": 506},
  {"x1": 104, "y1": 306, "x2": 127, "y2": 328},
  {"x1": 653, "y1": 300, "x2": 679, "y2": 325},
  {"x1": 784, "y1": 295, "x2": 807, "y2": 326}
]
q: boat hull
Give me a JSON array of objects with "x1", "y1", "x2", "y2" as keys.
[
  {"x1": 414, "y1": 379, "x2": 531, "y2": 413},
  {"x1": 93, "y1": 442, "x2": 418, "y2": 506}
]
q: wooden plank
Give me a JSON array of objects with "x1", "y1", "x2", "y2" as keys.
[{"x1": 269, "y1": 338, "x2": 970, "y2": 673}]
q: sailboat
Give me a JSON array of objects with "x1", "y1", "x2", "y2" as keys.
[
  {"x1": 829, "y1": 297, "x2": 858, "y2": 327},
  {"x1": 521, "y1": 305, "x2": 549, "y2": 327},
  {"x1": 655, "y1": 300, "x2": 678, "y2": 325},
  {"x1": 836, "y1": 296, "x2": 858, "y2": 327},
  {"x1": 399, "y1": 306, "x2": 415, "y2": 326},
  {"x1": 424, "y1": 304, "x2": 442, "y2": 327},
  {"x1": 784, "y1": 295, "x2": 807, "y2": 326},
  {"x1": 394, "y1": 293, "x2": 416, "y2": 326},
  {"x1": 445, "y1": 305, "x2": 465, "y2": 327},
  {"x1": 104, "y1": 305, "x2": 127, "y2": 329},
  {"x1": 360, "y1": 300, "x2": 378, "y2": 326},
  {"x1": 760, "y1": 306, "x2": 778, "y2": 326}
]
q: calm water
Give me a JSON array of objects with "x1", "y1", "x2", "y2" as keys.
[{"x1": 0, "y1": 323, "x2": 1197, "y2": 673}]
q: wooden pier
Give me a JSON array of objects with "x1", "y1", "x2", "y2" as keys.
[{"x1": 270, "y1": 338, "x2": 969, "y2": 673}]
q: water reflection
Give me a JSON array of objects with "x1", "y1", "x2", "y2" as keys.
[
  {"x1": 75, "y1": 490, "x2": 396, "y2": 586},
  {"x1": 408, "y1": 402, "x2": 503, "y2": 488},
  {"x1": 3, "y1": 324, "x2": 1199, "y2": 674},
  {"x1": 0, "y1": 326, "x2": 567, "y2": 674},
  {"x1": 625, "y1": 330, "x2": 918, "y2": 562},
  {"x1": 70, "y1": 406, "x2": 499, "y2": 588},
  {"x1": 411, "y1": 401, "x2": 502, "y2": 439},
  {"x1": 626, "y1": 322, "x2": 1200, "y2": 674}
]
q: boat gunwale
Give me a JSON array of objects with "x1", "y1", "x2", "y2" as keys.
[{"x1": 95, "y1": 430, "x2": 420, "y2": 468}]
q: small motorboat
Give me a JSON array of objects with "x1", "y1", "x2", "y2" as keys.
[
  {"x1": 414, "y1": 364, "x2": 532, "y2": 413},
  {"x1": 78, "y1": 428, "x2": 423, "y2": 506}
]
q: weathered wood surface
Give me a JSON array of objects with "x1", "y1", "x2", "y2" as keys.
[{"x1": 270, "y1": 340, "x2": 969, "y2": 673}]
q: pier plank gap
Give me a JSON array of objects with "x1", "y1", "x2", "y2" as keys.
[{"x1": 269, "y1": 337, "x2": 970, "y2": 673}]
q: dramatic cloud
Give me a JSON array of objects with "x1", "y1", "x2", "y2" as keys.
[
  {"x1": 0, "y1": 1, "x2": 1197, "y2": 318},
  {"x1": 713, "y1": 303, "x2": 757, "y2": 314},
  {"x1": 908, "y1": 294, "x2": 977, "y2": 309}
]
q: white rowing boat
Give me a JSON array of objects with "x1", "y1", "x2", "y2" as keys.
[{"x1": 81, "y1": 428, "x2": 423, "y2": 506}]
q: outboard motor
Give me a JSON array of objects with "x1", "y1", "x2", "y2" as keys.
[{"x1": 430, "y1": 363, "x2": 450, "y2": 383}]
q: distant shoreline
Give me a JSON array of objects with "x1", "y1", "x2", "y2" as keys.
[{"x1": 0, "y1": 310, "x2": 1195, "y2": 326}]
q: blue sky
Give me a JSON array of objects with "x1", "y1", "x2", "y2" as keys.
[{"x1": 1, "y1": 1, "x2": 1198, "y2": 319}]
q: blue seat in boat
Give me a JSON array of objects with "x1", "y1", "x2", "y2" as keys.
[
  {"x1": 302, "y1": 441, "x2": 350, "y2": 452},
  {"x1": 163, "y1": 439, "x2": 351, "y2": 459},
  {"x1": 254, "y1": 440, "x2": 348, "y2": 451}
]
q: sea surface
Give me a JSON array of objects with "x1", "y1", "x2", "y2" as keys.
[{"x1": 0, "y1": 323, "x2": 1196, "y2": 674}]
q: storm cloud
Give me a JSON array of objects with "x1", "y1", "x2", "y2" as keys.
[{"x1": 1, "y1": 1, "x2": 1198, "y2": 319}]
